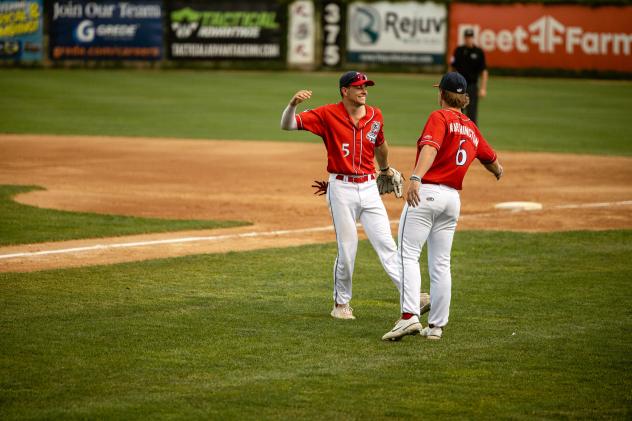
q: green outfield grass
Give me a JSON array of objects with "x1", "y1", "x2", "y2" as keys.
[
  {"x1": 0, "y1": 69, "x2": 630, "y2": 155},
  {"x1": 0, "y1": 185, "x2": 248, "y2": 246},
  {"x1": 1, "y1": 67, "x2": 630, "y2": 420},
  {"x1": 1, "y1": 230, "x2": 630, "y2": 419}
]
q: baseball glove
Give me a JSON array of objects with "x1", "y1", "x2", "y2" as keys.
[{"x1": 377, "y1": 168, "x2": 404, "y2": 198}]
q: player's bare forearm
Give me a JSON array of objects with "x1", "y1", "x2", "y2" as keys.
[
  {"x1": 483, "y1": 159, "x2": 503, "y2": 180},
  {"x1": 375, "y1": 143, "x2": 390, "y2": 173},
  {"x1": 411, "y1": 145, "x2": 438, "y2": 180},
  {"x1": 406, "y1": 145, "x2": 438, "y2": 207}
]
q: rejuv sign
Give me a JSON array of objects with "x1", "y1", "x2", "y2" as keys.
[{"x1": 347, "y1": 1, "x2": 447, "y2": 65}]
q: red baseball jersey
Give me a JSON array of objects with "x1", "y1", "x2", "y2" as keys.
[
  {"x1": 296, "y1": 102, "x2": 385, "y2": 175},
  {"x1": 417, "y1": 109, "x2": 496, "y2": 190}
]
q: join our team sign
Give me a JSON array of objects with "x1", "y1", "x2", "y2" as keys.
[
  {"x1": 346, "y1": 1, "x2": 447, "y2": 65},
  {"x1": 49, "y1": 0, "x2": 163, "y2": 61}
]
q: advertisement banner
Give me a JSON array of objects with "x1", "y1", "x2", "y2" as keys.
[
  {"x1": 449, "y1": 4, "x2": 632, "y2": 73},
  {"x1": 347, "y1": 1, "x2": 446, "y2": 65},
  {"x1": 168, "y1": 0, "x2": 283, "y2": 60},
  {"x1": 287, "y1": 0, "x2": 315, "y2": 66},
  {"x1": 0, "y1": 0, "x2": 43, "y2": 62},
  {"x1": 321, "y1": 0, "x2": 343, "y2": 67},
  {"x1": 49, "y1": 1, "x2": 163, "y2": 61}
]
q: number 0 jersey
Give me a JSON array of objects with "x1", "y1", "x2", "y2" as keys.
[
  {"x1": 417, "y1": 109, "x2": 496, "y2": 190},
  {"x1": 296, "y1": 102, "x2": 385, "y2": 175}
]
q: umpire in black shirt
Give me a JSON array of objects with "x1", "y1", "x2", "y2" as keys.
[{"x1": 451, "y1": 29, "x2": 488, "y2": 124}]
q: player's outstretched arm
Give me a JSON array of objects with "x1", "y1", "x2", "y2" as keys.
[
  {"x1": 483, "y1": 159, "x2": 503, "y2": 180},
  {"x1": 280, "y1": 90, "x2": 312, "y2": 131}
]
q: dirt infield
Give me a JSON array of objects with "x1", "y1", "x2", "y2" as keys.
[{"x1": 1, "y1": 134, "x2": 630, "y2": 272}]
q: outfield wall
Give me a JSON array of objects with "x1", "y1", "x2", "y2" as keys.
[{"x1": 1, "y1": 0, "x2": 630, "y2": 75}]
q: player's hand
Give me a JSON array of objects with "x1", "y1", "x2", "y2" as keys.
[
  {"x1": 311, "y1": 180, "x2": 328, "y2": 196},
  {"x1": 406, "y1": 180, "x2": 421, "y2": 207},
  {"x1": 479, "y1": 87, "x2": 487, "y2": 98},
  {"x1": 495, "y1": 163, "x2": 503, "y2": 180},
  {"x1": 291, "y1": 90, "x2": 312, "y2": 106}
]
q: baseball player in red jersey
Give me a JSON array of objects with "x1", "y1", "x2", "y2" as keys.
[
  {"x1": 383, "y1": 72, "x2": 503, "y2": 341},
  {"x1": 280, "y1": 71, "x2": 403, "y2": 320}
]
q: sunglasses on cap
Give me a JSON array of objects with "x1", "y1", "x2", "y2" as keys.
[{"x1": 339, "y1": 71, "x2": 376, "y2": 88}]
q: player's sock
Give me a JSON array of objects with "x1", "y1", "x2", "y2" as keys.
[{"x1": 401, "y1": 313, "x2": 414, "y2": 320}]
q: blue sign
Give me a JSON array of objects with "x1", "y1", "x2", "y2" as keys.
[
  {"x1": 0, "y1": 0, "x2": 44, "y2": 62},
  {"x1": 49, "y1": 0, "x2": 163, "y2": 60}
]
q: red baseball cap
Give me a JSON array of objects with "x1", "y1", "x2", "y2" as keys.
[{"x1": 339, "y1": 71, "x2": 375, "y2": 88}]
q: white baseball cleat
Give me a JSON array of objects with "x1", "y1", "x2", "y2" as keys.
[
  {"x1": 382, "y1": 316, "x2": 422, "y2": 341},
  {"x1": 420, "y1": 326, "x2": 443, "y2": 340},
  {"x1": 331, "y1": 303, "x2": 355, "y2": 320}
]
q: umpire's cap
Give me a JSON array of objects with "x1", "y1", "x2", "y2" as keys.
[
  {"x1": 434, "y1": 72, "x2": 467, "y2": 94},
  {"x1": 339, "y1": 71, "x2": 375, "y2": 89}
]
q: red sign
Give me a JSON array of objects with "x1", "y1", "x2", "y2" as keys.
[{"x1": 449, "y1": 3, "x2": 632, "y2": 72}]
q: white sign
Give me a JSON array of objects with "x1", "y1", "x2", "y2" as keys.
[
  {"x1": 347, "y1": 1, "x2": 447, "y2": 64},
  {"x1": 287, "y1": 0, "x2": 315, "y2": 65}
]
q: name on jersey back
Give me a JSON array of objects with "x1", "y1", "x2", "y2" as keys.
[{"x1": 449, "y1": 122, "x2": 479, "y2": 147}]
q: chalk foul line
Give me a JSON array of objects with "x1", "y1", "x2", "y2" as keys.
[
  {"x1": 554, "y1": 200, "x2": 632, "y2": 209},
  {"x1": 0, "y1": 200, "x2": 630, "y2": 261},
  {"x1": 0, "y1": 225, "x2": 335, "y2": 260}
]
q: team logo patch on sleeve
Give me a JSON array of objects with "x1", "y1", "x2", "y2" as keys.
[
  {"x1": 423, "y1": 134, "x2": 433, "y2": 140},
  {"x1": 366, "y1": 121, "x2": 381, "y2": 144}
]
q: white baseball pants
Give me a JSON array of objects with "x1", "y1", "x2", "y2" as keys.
[
  {"x1": 326, "y1": 174, "x2": 401, "y2": 305},
  {"x1": 398, "y1": 183, "x2": 460, "y2": 327}
]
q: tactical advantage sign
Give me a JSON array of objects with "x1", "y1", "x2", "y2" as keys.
[{"x1": 168, "y1": 0, "x2": 283, "y2": 60}]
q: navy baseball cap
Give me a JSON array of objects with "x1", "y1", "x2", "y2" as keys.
[
  {"x1": 434, "y1": 72, "x2": 467, "y2": 94},
  {"x1": 463, "y1": 28, "x2": 475, "y2": 37},
  {"x1": 339, "y1": 71, "x2": 375, "y2": 89}
]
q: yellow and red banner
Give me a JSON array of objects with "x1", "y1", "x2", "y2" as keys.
[
  {"x1": 449, "y1": 3, "x2": 632, "y2": 73},
  {"x1": 0, "y1": 0, "x2": 43, "y2": 62}
]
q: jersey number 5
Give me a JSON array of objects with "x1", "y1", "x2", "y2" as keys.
[
  {"x1": 456, "y1": 139, "x2": 467, "y2": 166},
  {"x1": 342, "y1": 143, "x2": 350, "y2": 157}
]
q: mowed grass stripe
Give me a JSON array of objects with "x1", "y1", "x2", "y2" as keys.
[
  {"x1": 0, "y1": 69, "x2": 631, "y2": 155},
  {"x1": 0, "y1": 185, "x2": 248, "y2": 246},
  {"x1": 0, "y1": 230, "x2": 630, "y2": 419}
]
